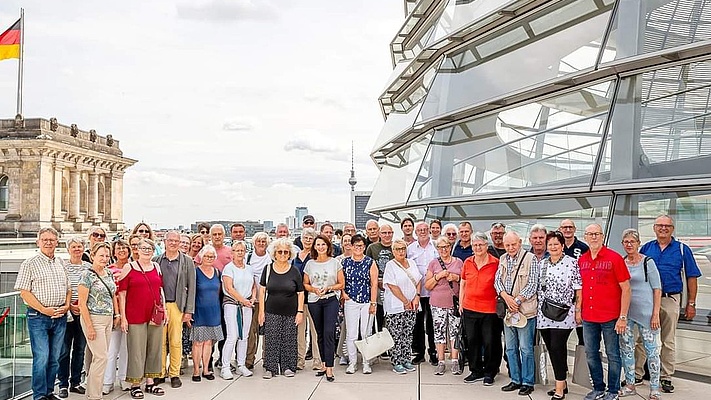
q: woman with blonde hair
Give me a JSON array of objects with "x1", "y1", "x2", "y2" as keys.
[{"x1": 188, "y1": 234, "x2": 204, "y2": 261}]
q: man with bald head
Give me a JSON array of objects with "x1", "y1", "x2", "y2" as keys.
[
  {"x1": 559, "y1": 219, "x2": 588, "y2": 260},
  {"x1": 343, "y1": 223, "x2": 356, "y2": 237},
  {"x1": 408, "y1": 221, "x2": 438, "y2": 365},
  {"x1": 364, "y1": 219, "x2": 380, "y2": 249}
]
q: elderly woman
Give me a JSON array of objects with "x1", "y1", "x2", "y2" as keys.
[
  {"x1": 258, "y1": 238, "x2": 304, "y2": 379},
  {"x1": 425, "y1": 236, "x2": 462, "y2": 376},
  {"x1": 58, "y1": 238, "x2": 90, "y2": 398},
  {"x1": 384, "y1": 238, "x2": 421, "y2": 375},
  {"x1": 303, "y1": 235, "x2": 345, "y2": 382},
  {"x1": 82, "y1": 226, "x2": 107, "y2": 263},
  {"x1": 179, "y1": 234, "x2": 191, "y2": 254},
  {"x1": 292, "y1": 228, "x2": 322, "y2": 371},
  {"x1": 442, "y1": 223, "x2": 458, "y2": 247},
  {"x1": 220, "y1": 241, "x2": 256, "y2": 380},
  {"x1": 78, "y1": 242, "x2": 119, "y2": 400},
  {"x1": 128, "y1": 234, "x2": 142, "y2": 262},
  {"x1": 188, "y1": 233, "x2": 204, "y2": 260},
  {"x1": 459, "y1": 232, "x2": 501, "y2": 385},
  {"x1": 132, "y1": 223, "x2": 162, "y2": 257},
  {"x1": 119, "y1": 238, "x2": 166, "y2": 399},
  {"x1": 619, "y1": 229, "x2": 662, "y2": 400},
  {"x1": 190, "y1": 245, "x2": 224, "y2": 382},
  {"x1": 341, "y1": 234, "x2": 378, "y2": 374},
  {"x1": 103, "y1": 240, "x2": 131, "y2": 394},
  {"x1": 537, "y1": 231, "x2": 582, "y2": 399},
  {"x1": 430, "y1": 220, "x2": 442, "y2": 241}
]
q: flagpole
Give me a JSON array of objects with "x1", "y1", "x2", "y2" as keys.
[{"x1": 16, "y1": 8, "x2": 24, "y2": 116}]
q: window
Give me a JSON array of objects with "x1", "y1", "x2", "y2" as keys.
[{"x1": 0, "y1": 175, "x2": 8, "y2": 211}]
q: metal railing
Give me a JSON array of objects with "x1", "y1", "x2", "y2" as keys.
[{"x1": 0, "y1": 291, "x2": 31, "y2": 400}]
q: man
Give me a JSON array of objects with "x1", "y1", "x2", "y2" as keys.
[
  {"x1": 442, "y1": 223, "x2": 458, "y2": 247},
  {"x1": 245, "y1": 233, "x2": 272, "y2": 370},
  {"x1": 401, "y1": 217, "x2": 415, "y2": 245},
  {"x1": 320, "y1": 222, "x2": 342, "y2": 256},
  {"x1": 294, "y1": 215, "x2": 316, "y2": 249},
  {"x1": 636, "y1": 215, "x2": 701, "y2": 393},
  {"x1": 364, "y1": 219, "x2": 380, "y2": 249},
  {"x1": 488, "y1": 222, "x2": 507, "y2": 258},
  {"x1": 15, "y1": 227, "x2": 71, "y2": 400},
  {"x1": 199, "y1": 224, "x2": 232, "y2": 271},
  {"x1": 560, "y1": 219, "x2": 588, "y2": 259},
  {"x1": 452, "y1": 221, "x2": 474, "y2": 261},
  {"x1": 578, "y1": 224, "x2": 631, "y2": 400},
  {"x1": 528, "y1": 224, "x2": 548, "y2": 262},
  {"x1": 366, "y1": 223, "x2": 395, "y2": 333},
  {"x1": 495, "y1": 232, "x2": 538, "y2": 396},
  {"x1": 230, "y1": 223, "x2": 253, "y2": 252},
  {"x1": 153, "y1": 231, "x2": 196, "y2": 388},
  {"x1": 407, "y1": 221, "x2": 438, "y2": 365},
  {"x1": 343, "y1": 223, "x2": 356, "y2": 237}
]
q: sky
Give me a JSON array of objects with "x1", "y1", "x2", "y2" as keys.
[{"x1": 0, "y1": 0, "x2": 403, "y2": 228}]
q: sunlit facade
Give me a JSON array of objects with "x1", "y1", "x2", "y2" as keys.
[{"x1": 368, "y1": 0, "x2": 711, "y2": 317}]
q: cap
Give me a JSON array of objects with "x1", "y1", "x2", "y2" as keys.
[
  {"x1": 504, "y1": 311, "x2": 527, "y2": 328},
  {"x1": 303, "y1": 215, "x2": 315, "y2": 224}
]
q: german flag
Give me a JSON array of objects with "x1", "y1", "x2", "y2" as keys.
[{"x1": 0, "y1": 19, "x2": 21, "y2": 61}]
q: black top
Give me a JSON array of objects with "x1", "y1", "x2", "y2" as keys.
[
  {"x1": 260, "y1": 263, "x2": 305, "y2": 316},
  {"x1": 487, "y1": 245, "x2": 507, "y2": 259},
  {"x1": 563, "y1": 237, "x2": 589, "y2": 260}
]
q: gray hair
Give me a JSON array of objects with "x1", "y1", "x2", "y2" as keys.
[
  {"x1": 530, "y1": 224, "x2": 547, "y2": 235},
  {"x1": 86, "y1": 225, "x2": 105, "y2": 237},
  {"x1": 198, "y1": 244, "x2": 217, "y2": 259},
  {"x1": 231, "y1": 240, "x2": 247, "y2": 251},
  {"x1": 392, "y1": 238, "x2": 407, "y2": 249},
  {"x1": 138, "y1": 238, "x2": 155, "y2": 250},
  {"x1": 210, "y1": 224, "x2": 225, "y2": 234},
  {"x1": 66, "y1": 237, "x2": 85, "y2": 248},
  {"x1": 269, "y1": 238, "x2": 296, "y2": 260},
  {"x1": 621, "y1": 228, "x2": 641, "y2": 243},
  {"x1": 443, "y1": 223, "x2": 457, "y2": 233},
  {"x1": 252, "y1": 231, "x2": 270, "y2": 245},
  {"x1": 37, "y1": 227, "x2": 59, "y2": 239},
  {"x1": 472, "y1": 232, "x2": 489, "y2": 243},
  {"x1": 504, "y1": 231, "x2": 521, "y2": 241},
  {"x1": 435, "y1": 236, "x2": 450, "y2": 247},
  {"x1": 301, "y1": 227, "x2": 317, "y2": 241},
  {"x1": 164, "y1": 230, "x2": 181, "y2": 240}
]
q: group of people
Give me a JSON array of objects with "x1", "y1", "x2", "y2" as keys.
[{"x1": 15, "y1": 214, "x2": 701, "y2": 400}]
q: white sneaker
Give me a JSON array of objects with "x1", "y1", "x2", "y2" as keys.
[
  {"x1": 239, "y1": 366, "x2": 253, "y2": 377},
  {"x1": 220, "y1": 369, "x2": 233, "y2": 380},
  {"x1": 283, "y1": 369, "x2": 295, "y2": 378},
  {"x1": 434, "y1": 361, "x2": 446, "y2": 375},
  {"x1": 102, "y1": 384, "x2": 113, "y2": 395},
  {"x1": 362, "y1": 361, "x2": 372, "y2": 375},
  {"x1": 262, "y1": 370, "x2": 273, "y2": 379},
  {"x1": 346, "y1": 363, "x2": 356, "y2": 374}
]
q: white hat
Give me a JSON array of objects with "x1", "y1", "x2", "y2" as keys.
[{"x1": 504, "y1": 311, "x2": 527, "y2": 328}]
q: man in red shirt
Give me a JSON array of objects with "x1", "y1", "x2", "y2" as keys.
[{"x1": 578, "y1": 224, "x2": 631, "y2": 400}]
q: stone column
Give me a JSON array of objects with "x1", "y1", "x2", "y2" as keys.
[
  {"x1": 52, "y1": 165, "x2": 63, "y2": 221},
  {"x1": 5, "y1": 164, "x2": 22, "y2": 218},
  {"x1": 88, "y1": 172, "x2": 99, "y2": 221},
  {"x1": 68, "y1": 169, "x2": 80, "y2": 220}
]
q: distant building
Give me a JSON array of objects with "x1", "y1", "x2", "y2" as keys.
[
  {"x1": 286, "y1": 215, "x2": 296, "y2": 231},
  {"x1": 353, "y1": 191, "x2": 376, "y2": 230},
  {"x1": 295, "y1": 206, "x2": 308, "y2": 225},
  {"x1": 0, "y1": 117, "x2": 136, "y2": 236},
  {"x1": 263, "y1": 220, "x2": 274, "y2": 233}
]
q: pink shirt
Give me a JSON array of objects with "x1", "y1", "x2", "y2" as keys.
[{"x1": 195, "y1": 245, "x2": 233, "y2": 272}]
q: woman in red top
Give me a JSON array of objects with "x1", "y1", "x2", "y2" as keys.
[
  {"x1": 118, "y1": 238, "x2": 166, "y2": 399},
  {"x1": 458, "y1": 232, "x2": 502, "y2": 386}
]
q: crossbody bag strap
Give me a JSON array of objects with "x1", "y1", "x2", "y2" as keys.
[
  {"x1": 436, "y1": 257, "x2": 456, "y2": 293},
  {"x1": 394, "y1": 260, "x2": 418, "y2": 291},
  {"x1": 134, "y1": 261, "x2": 160, "y2": 302},
  {"x1": 89, "y1": 269, "x2": 115, "y2": 297},
  {"x1": 506, "y1": 253, "x2": 526, "y2": 295}
]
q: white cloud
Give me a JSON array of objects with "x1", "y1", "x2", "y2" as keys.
[
  {"x1": 176, "y1": 0, "x2": 278, "y2": 22},
  {"x1": 222, "y1": 118, "x2": 257, "y2": 132}
]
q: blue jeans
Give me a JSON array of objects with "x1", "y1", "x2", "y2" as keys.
[
  {"x1": 582, "y1": 319, "x2": 622, "y2": 394},
  {"x1": 57, "y1": 315, "x2": 86, "y2": 388},
  {"x1": 27, "y1": 308, "x2": 67, "y2": 400},
  {"x1": 503, "y1": 317, "x2": 536, "y2": 386}
]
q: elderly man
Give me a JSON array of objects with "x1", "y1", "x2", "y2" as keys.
[
  {"x1": 366, "y1": 223, "x2": 395, "y2": 334},
  {"x1": 529, "y1": 224, "x2": 548, "y2": 262},
  {"x1": 294, "y1": 215, "x2": 316, "y2": 249},
  {"x1": 401, "y1": 217, "x2": 415, "y2": 245},
  {"x1": 637, "y1": 215, "x2": 701, "y2": 393},
  {"x1": 364, "y1": 219, "x2": 380, "y2": 249},
  {"x1": 408, "y1": 221, "x2": 438, "y2": 365},
  {"x1": 495, "y1": 232, "x2": 538, "y2": 396},
  {"x1": 488, "y1": 222, "x2": 507, "y2": 258},
  {"x1": 578, "y1": 224, "x2": 631, "y2": 400},
  {"x1": 442, "y1": 223, "x2": 458, "y2": 248},
  {"x1": 245, "y1": 233, "x2": 272, "y2": 370},
  {"x1": 560, "y1": 219, "x2": 588, "y2": 259},
  {"x1": 152, "y1": 231, "x2": 196, "y2": 388},
  {"x1": 320, "y1": 222, "x2": 342, "y2": 256},
  {"x1": 452, "y1": 221, "x2": 474, "y2": 261},
  {"x1": 197, "y1": 224, "x2": 232, "y2": 272},
  {"x1": 230, "y1": 223, "x2": 253, "y2": 253},
  {"x1": 15, "y1": 227, "x2": 71, "y2": 400},
  {"x1": 343, "y1": 223, "x2": 356, "y2": 237}
]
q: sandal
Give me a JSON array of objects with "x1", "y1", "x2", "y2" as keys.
[
  {"x1": 130, "y1": 387, "x2": 144, "y2": 399},
  {"x1": 144, "y1": 384, "x2": 165, "y2": 396}
]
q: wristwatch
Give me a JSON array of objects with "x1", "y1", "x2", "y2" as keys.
[
  {"x1": 688, "y1": 302, "x2": 696, "y2": 308},
  {"x1": 619, "y1": 315, "x2": 628, "y2": 321}
]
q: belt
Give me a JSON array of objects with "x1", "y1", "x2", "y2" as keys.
[{"x1": 661, "y1": 292, "x2": 680, "y2": 298}]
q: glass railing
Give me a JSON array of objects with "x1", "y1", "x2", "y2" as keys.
[{"x1": 0, "y1": 291, "x2": 32, "y2": 400}]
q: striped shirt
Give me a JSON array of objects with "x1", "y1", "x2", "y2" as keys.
[
  {"x1": 66, "y1": 261, "x2": 90, "y2": 302},
  {"x1": 14, "y1": 252, "x2": 69, "y2": 308}
]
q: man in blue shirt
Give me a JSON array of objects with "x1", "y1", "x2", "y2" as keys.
[
  {"x1": 638, "y1": 215, "x2": 701, "y2": 393},
  {"x1": 452, "y1": 221, "x2": 474, "y2": 261}
]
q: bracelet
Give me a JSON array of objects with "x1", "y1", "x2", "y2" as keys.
[
  {"x1": 297, "y1": 310, "x2": 304, "y2": 313},
  {"x1": 113, "y1": 314, "x2": 121, "y2": 318},
  {"x1": 370, "y1": 302, "x2": 377, "y2": 306}
]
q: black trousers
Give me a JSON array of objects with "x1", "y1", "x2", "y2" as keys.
[
  {"x1": 412, "y1": 296, "x2": 436, "y2": 359},
  {"x1": 540, "y1": 328, "x2": 573, "y2": 381},
  {"x1": 462, "y1": 310, "x2": 502, "y2": 377}
]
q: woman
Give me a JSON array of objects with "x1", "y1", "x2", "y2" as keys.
[
  {"x1": 179, "y1": 234, "x2": 191, "y2": 254},
  {"x1": 458, "y1": 232, "x2": 501, "y2": 385},
  {"x1": 190, "y1": 245, "x2": 224, "y2": 382},
  {"x1": 83, "y1": 226, "x2": 107, "y2": 263},
  {"x1": 335, "y1": 233, "x2": 353, "y2": 366},
  {"x1": 383, "y1": 238, "x2": 421, "y2": 375},
  {"x1": 188, "y1": 234, "x2": 204, "y2": 260},
  {"x1": 303, "y1": 235, "x2": 345, "y2": 382},
  {"x1": 337, "y1": 234, "x2": 353, "y2": 261},
  {"x1": 103, "y1": 240, "x2": 131, "y2": 394},
  {"x1": 128, "y1": 234, "x2": 142, "y2": 262},
  {"x1": 537, "y1": 231, "x2": 582, "y2": 399},
  {"x1": 132, "y1": 223, "x2": 162, "y2": 257},
  {"x1": 259, "y1": 238, "x2": 305, "y2": 379},
  {"x1": 619, "y1": 229, "x2": 662, "y2": 400},
  {"x1": 58, "y1": 238, "x2": 90, "y2": 398},
  {"x1": 341, "y1": 234, "x2": 378, "y2": 375},
  {"x1": 430, "y1": 220, "x2": 442, "y2": 241},
  {"x1": 220, "y1": 241, "x2": 256, "y2": 380},
  {"x1": 119, "y1": 238, "x2": 166, "y2": 399},
  {"x1": 292, "y1": 228, "x2": 322, "y2": 371},
  {"x1": 78, "y1": 242, "x2": 119, "y2": 400},
  {"x1": 196, "y1": 222, "x2": 211, "y2": 245},
  {"x1": 425, "y1": 236, "x2": 462, "y2": 376}
]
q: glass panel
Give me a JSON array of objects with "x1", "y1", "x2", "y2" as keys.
[
  {"x1": 0, "y1": 292, "x2": 32, "y2": 399},
  {"x1": 597, "y1": 60, "x2": 711, "y2": 185},
  {"x1": 607, "y1": 190, "x2": 711, "y2": 323},
  {"x1": 366, "y1": 133, "x2": 433, "y2": 213},
  {"x1": 410, "y1": 81, "x2": 615, "y2": 201},
  {"x1": 426, "y1": 0, "x2": 519, "y2": 46},
  {"x1": 418, "y1": 0, "x2": 614, "y2": 122},
  {"x1": 600, "y1": 0, "x2": 711, "y2": 65}
]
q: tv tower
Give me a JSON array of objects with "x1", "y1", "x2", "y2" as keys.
[{"x1": 349, "y1": 141, "x2": 358, "y2": 222}]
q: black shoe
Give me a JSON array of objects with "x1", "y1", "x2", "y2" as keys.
[
  {"x1": 634, "y1": 377, "x2": 644, "y2": 385},
  {"x1": 202, "y1": 372, "x2": 215, "y2": 381},
  {"x1": 412, "y1": 355, "x2": 425, "y2": 364},
  {"x1": 326, "y1": 375, "x2": 335, "y2": 382},
  {"x1": 57, "y1": 388, "x2": 69, "y2": 399},
  {"x1": 170, "y1": 377, "x2": 182, "y2": 388},
  {"x1": 483, "y1": 376, "x2": 495, "y2": 386},
  {"x1": 69, "y1": 386, "x2": 85, "y2": 395},
  {"x1": 429, "y1": 354, "x2": 438, "y2": 366},
  {"x1": 192, "y1": 375, "x2": 201, "y2": 382},
  {"x1": 502, "y1": 382, "x2": 522, "y2": 392},
  {"x1": 661, "y1": 379, "x2": 674, "y2": 393},
  {"x1": 518, "y1": 385, "x2": 534, "y2": 396},
  {"x1": 153, "y1": 377, "x2": 166, "y2": 385},
  {"x1": 464, "y1": 372, "x2": 484, "y2": 383},
  {"x1": 547, "y1": 386, "x2": 568, "y2": 396},
  {"x1": 305, "y1": 351, "x2": 313, "y2": 360}
]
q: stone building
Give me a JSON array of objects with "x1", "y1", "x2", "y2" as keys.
[{"x1": 0, "y1": 116, "x2": 136, "y2": 236}]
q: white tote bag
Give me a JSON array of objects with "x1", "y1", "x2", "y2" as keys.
[{"x1": 355, "y1": 315, "x2": 394, "y2": 361}]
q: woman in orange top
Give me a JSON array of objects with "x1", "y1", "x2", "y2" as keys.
[{"x1": 458, "y1": 232, "x2": 502, "y2": 386}]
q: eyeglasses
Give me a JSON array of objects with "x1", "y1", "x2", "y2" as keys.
[
  {"x1": 436, "y1": 245, "x2": 451, "y2": 249},
  {"x1": 353, "y1": 244, "x2": 365, "y2": 248},
  {"x1": 472, "y1": 243, "x2": 487, "y2": 248},
  {"x1": 584, "y1": 232, "x2": 603, "y2": 238},
  {"x1": 166, "y1": 239, "x2": 180, "y2": 244},
  {"x1": 393, "y1": 247, "x2": 407, "y2": 251},
  {"x1": 138, "y1": 246, "x2": 153, "y2": 252},
  {"x1": 203, "y1": 255, "x2": 216, "y2": 259},
  {"x1": 380, "y1": 231, "x2": 393, "y2": 235},
  {"x1": 621, "y1": 240, "x2": 638, "y2": 246},
  {"x1": 445, "y1": 232, "x2": 457, "y2": 236},
  {"x1": 180, "y1": 241, "x2": 191, "y2": 246},
  {"x1": 92, "y1": 232, "x2": 106, "y2": 239},
  {"x1": 559, "y1": 226, "x2": 575, "y2": 230},
  {"x1": 304, "y1": 221, "x2": 314, "y2": 225},
  {"x1": 276, "y1": 250, "x2": 290, "y2": 255},
  {"x1": 137, "y1": 229, "x2": 149, "y2": 234},
  {"x1": 130, "y1": 243, "x2": 139, "y2": 248},
  {"x1": 40, "y1": 238, "x2": 58, "y2": 243},
  {"x1": 654, "y1": 224, "x2": 673, "y2": 229}
]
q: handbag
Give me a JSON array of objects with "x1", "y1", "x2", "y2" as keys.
[
  {"x1": 354, "y1": 315, "x2": 394, "y2": 361},
  {"x1": 534, "y1": 332, "x2": 549, "y2": 385},
  {"x1": 436, "y1": 258, "x2": 460, "y2": 317},
  {"x1": 496, "y1": 254, "x2": 526, "y2": 318},
  {"x1": 540, "y1": 259, "x2": 571, "y2": 321},
  {"x1": 572, "y1": 344, "x2": 593, "y2": 389},
  {"x1": 135, "y1": 261, "x2": 165, "y2": 326}
]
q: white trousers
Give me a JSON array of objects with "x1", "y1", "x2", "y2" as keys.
[
  {"x1": 344, "y1": 300, "x2": 374, "y2": 363},
  {"x1": 222, "y1": 304, "x2": 253, "y2": 368},
  {"x1": 103, "y1": 328, "x2": 128, "y2": 386}
]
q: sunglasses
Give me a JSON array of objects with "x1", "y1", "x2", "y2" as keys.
[
  {"x1": 276, "y1": 250, "x2": 290, "y2": 255},
  {"x1": 92, "y1": 232, "x2": 106, "y2": 239},
  {"x1": 445, "y1": 233, "x2": 457, "y2": 236},
  {"x1": 137, "y1": 229, "x2": 149, "y2": 234},
  {"x1": 304, "y1": 221, "x2": 315, "y2": 225},
  {"x1": 200, "y1": 230, "x2": 208, "y2": 234}
]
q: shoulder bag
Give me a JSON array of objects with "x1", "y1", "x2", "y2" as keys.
[
  {"x1": 437, "y1": 258, "x2": 460, "y2": 317},
  {"x1": 496, "y1": 255, "x2": 526, "y2": 318},
  {"x1": 135, "y1": 261, "x2": 165, "y2": 326},
  {"x1": 540, "y1": 258, "x2": 571, "y2": 322}
]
